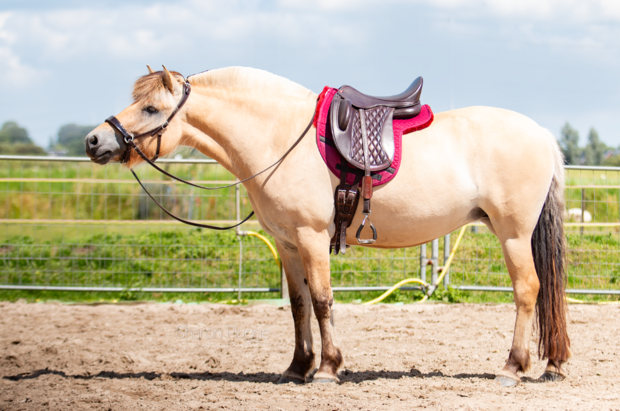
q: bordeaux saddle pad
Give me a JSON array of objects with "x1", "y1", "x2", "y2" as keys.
[{"x1": 314, "y1": 86, "x2": 434, "y2": 187}]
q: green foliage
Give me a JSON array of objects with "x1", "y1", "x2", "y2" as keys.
[
  {"x1": 50, "y1": 124, "x2": 97, "y2": 157},
  {"x1": 0, "y1": 161, "x2": 250, "y2": 222},
  {"x1": 0, "y1": 121, "x2": 32, "y2": 144},
  {"x1": 559, "y1": 122, "x2": 582, "y2": 165},
  {"x1": 430, "y1": 286, "x2": 466, "y2": 303},
  {"x1": 603, "y1": 154, "x2": 620, "y2": 167},
  {"x1": 585, "y1": 128, "x2": 606, "y2": 166},
  {"x1": 0, "y1": 121, "x2": 46, "y2": 155}
]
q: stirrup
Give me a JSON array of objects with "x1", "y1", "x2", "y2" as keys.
[{"x1": 355, "y1": 212, "x2": 377, "y2": 244}]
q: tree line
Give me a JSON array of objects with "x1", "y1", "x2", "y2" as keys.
[
  {"x1": 558, "y1": 122, "x2": 618, "y2": 166},
  {"x1": 0, "y1": 121, "x2": 96, "y2": 157},
  {"x1": 2, "y1": 119, "x2": 618, "y2": 164}
]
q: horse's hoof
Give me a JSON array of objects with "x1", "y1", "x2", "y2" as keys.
[
  {"x1": 311, "y1": 371, "x2": 339, "y2": 384},
  {"x1": 312, "y1": 378, "x2": 338, "y2": 384},
  {"x1": 538, "y1": 371, "x2": 565, "y2": 383},
  {"x1": 495, "y1": 376, "x2": 520, "y2": 387},
  {"x1": 277, "y1": 375, "x2": 305, "y2": 384}
]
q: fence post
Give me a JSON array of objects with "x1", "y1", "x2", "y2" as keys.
[
  {"x1": 238, "y1": 236, "x2": 243, "y2": 302},
  {"x1": 236, "y1": 183, "x2": 242, "y2": 301},
  {"x1": 431, "y1": 239, "x2": 439, "y2": 286},
  {"x1": 420, "y1": 243, "x2": 427, "y2": 283},
  {"x1": 443, "y1": 234, "x2": 450, "y2": 288}
]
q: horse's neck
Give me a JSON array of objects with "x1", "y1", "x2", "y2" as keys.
[{"x1": 183, "y1": 87, "x2": 316, "y2": 180}]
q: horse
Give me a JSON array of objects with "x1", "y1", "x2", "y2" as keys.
[{"x1": 84, "y1": 65, "x2": 570, "y2": 386}]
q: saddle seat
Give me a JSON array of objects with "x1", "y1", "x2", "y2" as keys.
[{"x1": 338, "y1": 76, "x2": 423, "y2": 119}]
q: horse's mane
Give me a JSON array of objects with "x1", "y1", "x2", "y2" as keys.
[
  {"x1": 132, "y1": 70, "x2": 184, "y2": 102},
  {"x1": 188, "y1": 67, "x2": 313, "y2": 99},
  {"x1": 133, "y1": 67, "x2": 312, "y2": 102}
]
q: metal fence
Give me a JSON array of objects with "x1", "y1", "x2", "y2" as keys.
[{"x1": 1, "y1": 155, "x2": 619, "y2": 296}]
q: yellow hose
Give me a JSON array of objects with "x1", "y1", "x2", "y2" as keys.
[
  {"x1": 433, "y1": 226, "x2": 468, "y2": 290},
  {"x1": 363, "y1": 278, "x2": 429, "y2": 305},
  {"x1": 364, "y1": 225, "x2": 468, "y2": 305},
  {"x1": 244, "y1": 231, "x2": 281, "y2": 271}
]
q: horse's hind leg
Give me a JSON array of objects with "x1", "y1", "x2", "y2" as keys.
[
  {"x1": 276, "y1": 240, "x2": 316, "y2": 384},
  {"x1": 495, "y1": 232, "x2": 540, "y2": 386}
]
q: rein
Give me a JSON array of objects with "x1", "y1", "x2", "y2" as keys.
[{"x1": 105, "y1": 77, "x2": 317, "y2": 230}]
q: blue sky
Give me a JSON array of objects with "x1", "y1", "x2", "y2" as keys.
[{"x1": 1, "y1": 0, "x2": 619, "y2": 147}]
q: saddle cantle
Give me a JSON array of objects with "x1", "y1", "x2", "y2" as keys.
[{"x1": 326, "y1": 77, "x2": 425, "y2": 254}]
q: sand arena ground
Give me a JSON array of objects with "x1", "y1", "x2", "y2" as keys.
[{"x1": 1, "y1": 301, "x2": 619, "y2": 410}]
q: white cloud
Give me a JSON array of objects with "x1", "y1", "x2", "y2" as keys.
[
  {"x1": 0, "y1": 12, "x2": 43, "y2": 85},
  {"x1": 279, "y1": 0, "x2": 620, "y2": 22}
]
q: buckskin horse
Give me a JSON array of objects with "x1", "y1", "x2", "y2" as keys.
[{"x1": 84, "y1": 66, "x2": 570, "y2": 386}]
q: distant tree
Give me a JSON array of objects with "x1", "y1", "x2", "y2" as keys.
[
  {"x1": 584, "y1": 127, "x2": 606, "y2": 166},
  {"x1": 50, "y1": 124, "x2": 97, "y2": 156},
  {"x1": 603, "y1": 155, "x2": 620, "y2": 167},
  {"x1": 0, "y1": 121, "x2": 32, "y2": 144},
  {"x1": 0, "y1": 121, "x2": 46, "y2": 155},
  {"x1": 559, "y1": 122, "x2": 581, "y2": 165}
]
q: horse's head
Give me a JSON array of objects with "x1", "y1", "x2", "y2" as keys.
[{"x1": 85, "y1": 65, "x2": 188, "y2": 166}]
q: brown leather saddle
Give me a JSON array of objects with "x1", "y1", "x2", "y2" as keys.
[{"x1": 329, "y1": 77, "x2": 424, "y2": 254}]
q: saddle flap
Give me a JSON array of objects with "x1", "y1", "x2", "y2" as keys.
[{"x1": 330, "y1": 95, "x2": 394, "y2": 171}]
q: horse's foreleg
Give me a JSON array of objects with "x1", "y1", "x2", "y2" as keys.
[
  {"x1": 276, "y1": 240, "x2": 315, "y2": 384},
  {"x1": 497, "y1": 236, "x2": 540, "y2": 386},
  {"x1": 295, "y1": 228, "x2": 342, "y2": 383}
]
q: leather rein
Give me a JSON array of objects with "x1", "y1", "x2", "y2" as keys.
[{"x1": 105, "y1": 77, "x2": 316, "y2": 230}]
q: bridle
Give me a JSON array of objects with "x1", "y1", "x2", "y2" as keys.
[
  {"x1": 106, "y1": 80, "x2": 192, "y2": 165},
  {"x1": 104, "y1": 75, "x2": 317, "y2": 230}
]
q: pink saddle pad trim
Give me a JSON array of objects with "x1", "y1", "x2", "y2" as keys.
[{"x1": 314, "y1": 86, "x2": 434, "y2": 187}]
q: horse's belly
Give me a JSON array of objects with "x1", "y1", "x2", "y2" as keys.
[{"x1": 344, "y1": 156, "x2": 479, "y2": 248}]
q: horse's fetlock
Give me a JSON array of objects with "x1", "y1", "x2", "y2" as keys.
[{"x1": 508, "y1": 348, "x2": 531, "y2": 373}]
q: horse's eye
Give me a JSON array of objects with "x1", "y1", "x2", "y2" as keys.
[{"x1": 144, "y1": 106, "x2": 158, "y2": 114}]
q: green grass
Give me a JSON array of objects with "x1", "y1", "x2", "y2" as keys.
[
  {"x1": 2, "y1": 225, "x2": 619, "y2": 305},
  {"x1": 0, "y1": 160, "x2": 254, "y2": 222},
  {"x1": 1, "y1": 163, "x2": 620, "y2": 304}
]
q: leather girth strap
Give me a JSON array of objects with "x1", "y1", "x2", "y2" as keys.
[{"x1": 330, "y1": 164, "x2": 360, "y2": 255}]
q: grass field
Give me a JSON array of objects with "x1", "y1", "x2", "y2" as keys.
[
  {"x1": 2, "y1": 225, "x2": 619, "y2": 305},
  {"x1": 2, "y1": 160, "x2": 620, "y2": 305}
]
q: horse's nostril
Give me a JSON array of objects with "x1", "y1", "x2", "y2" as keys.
[{"x1": 89, "y1": 135, "x2": 99, "y2": 147}]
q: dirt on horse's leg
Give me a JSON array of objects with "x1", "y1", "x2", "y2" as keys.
[
  {"x1": 497, "y1": 236, "x2": 540, "y2": 387},
  {"x1": 296, "y1": 228, "x2": 342, "y2": 383},
  {"x1": 276, "y1": 241, "x2": 315, "y2": 384}
]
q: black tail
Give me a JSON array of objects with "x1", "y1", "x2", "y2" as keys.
[{"x1": 531, "y1": 176, "x2": 571, "y2": 363}]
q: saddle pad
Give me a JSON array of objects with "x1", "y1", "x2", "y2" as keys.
[{"x1": 314, "y1": 86, "x2": 434, "y2": 187}]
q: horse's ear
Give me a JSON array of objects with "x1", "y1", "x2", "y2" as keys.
[
  {"x1": 146, "y1": 65, "x2": 155, "y2": 74},
  {"x1": 162, "y1": 65, "x2": 175, "y2": 93}
]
